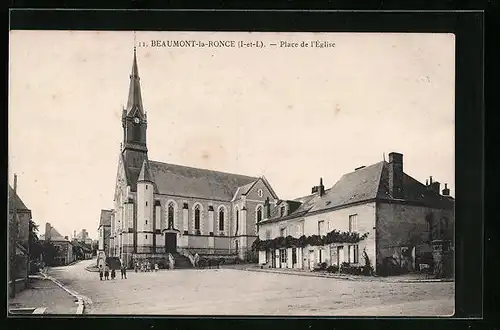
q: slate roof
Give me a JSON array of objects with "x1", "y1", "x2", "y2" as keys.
[
  {"x1": 138, "y1": 159, "x2": 154, "y2": 183},
  {"x1": 232, "y1": 180, "x2": 258, "y2": 201},
  {"x1": 8, "y1": 186, "x2": 29, "y2": 211},
  {"x1": 261, "y1": 161, "x2": 454, "y2": 224},
  {"x1": 40, "y1": 224, "x2": 69, "y2": 241},
  {"x1": 99, "y1": 209, "x2": 112, "y2": 227},
  {"x1": 147, "y1": 160, "x2": 259, "y2": 201}
]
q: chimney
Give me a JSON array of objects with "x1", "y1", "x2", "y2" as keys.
[
  {"x1": 311, "y1": 186, "x2": 318, "y2": 194},
  {"x1": 319, "y1": 178, "x2": 325, "y2": 196},
  {"x1": 264, "y1": 197, "x2": 271, "y2": 218},
  {"x1": 430, "y1": 181, "x2": 440, "y2": 194},
  {"x1": 45, "y1": 223, "x2": 52, "y2": 241},
  {"x1": 442, "y1": 183, "x2": 450, "y2": 196},
  {"x1": 388, "y1": 152, "x2": 404, "y2": 199},
  {"x1": 64, "y1": 236, "x2": 68, "y2": 240}
]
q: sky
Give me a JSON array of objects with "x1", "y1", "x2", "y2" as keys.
[{"x1": 8, "y1": 31, "x2": 455, "y2": 240}]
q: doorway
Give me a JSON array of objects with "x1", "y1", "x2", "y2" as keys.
[
  {"x1": 337, "y1": 246, "x2": 344, "y2": 266},
  {"x1": 309, "y1": 250, "x2": 315, "y2": 270},
  {"x1": 165, "y1": 232, "x2": 177, "y2": 254}
]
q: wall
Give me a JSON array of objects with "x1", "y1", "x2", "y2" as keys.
[
  {"x1": 258, "y1": 202, "x2": 377, "y2": 269},
  {"x1": 376, "y1": 202, "x2": 455, "y2": 271}
]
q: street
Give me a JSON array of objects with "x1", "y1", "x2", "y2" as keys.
[{"x1": 47, "y1": 259, "x2": 454, "y2": 316}]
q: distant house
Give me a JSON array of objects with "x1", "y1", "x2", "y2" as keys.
[
  {"x1": 257, "y1": 152, "x2": 454, "y2": 275},
  {"x1": 39, "y1": 223, "x2": 75, "y2": 266},
  {"x1": 97, "y1": 210, "x2": 112, "y2": 268},
  {"x1": 71, "y1": 239, "x2": 93, "y2": 260},
  {"x1": 8, "y1": 183, "x2": 31, "y2": 295}
]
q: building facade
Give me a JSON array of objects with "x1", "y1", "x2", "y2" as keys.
[
  {"x1": 257, "y1": 153, "x2": 454, "y2": 275},
  {"x1": 8, "y1": 179, "x2": 31, "y2": 295},
  {"x1": 97, "y1": 210, "x2": 112, "y2": 267},
  {"x1": 108, "y1": 50, "x2": 278, "y2": 266},
  {"x1": 40, "y1": 223, "x2": 75, "y2": 266}
]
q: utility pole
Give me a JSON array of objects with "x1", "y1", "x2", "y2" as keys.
[{"x1": 10, "y1": 174, "x2": 18, "y2": 298}]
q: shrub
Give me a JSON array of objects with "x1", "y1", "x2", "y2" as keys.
[
  {"x1": 320, "y1": 262, "x2": 327, "y2": 270},
  {"x1": 326, "y1": 265, "x2": 339, "y2": 273}
]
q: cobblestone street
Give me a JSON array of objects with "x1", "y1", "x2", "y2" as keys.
[{"x1": 47, "y1": 259, "x2": 454, "y2": 316}]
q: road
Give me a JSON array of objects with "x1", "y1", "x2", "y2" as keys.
[{"x1": 47, "y1": 258, "x2": 454, "y2": 316}]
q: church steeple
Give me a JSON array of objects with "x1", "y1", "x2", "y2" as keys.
[
  {"x1": 125, "y1": 47, "x2": 144, "y2": 118},
  {"x1": 121, "y1": 46, "x2": 149, "y2": 187}
]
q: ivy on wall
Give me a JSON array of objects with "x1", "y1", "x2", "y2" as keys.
[{"x1": 252, "y1": 229, "x2": 369, "y2": 251}]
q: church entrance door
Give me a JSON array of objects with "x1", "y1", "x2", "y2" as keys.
[{"x1": 165, "y1": 233, "x2": 177, "y2": 254}]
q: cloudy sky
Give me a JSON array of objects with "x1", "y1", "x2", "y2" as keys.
[{"x1": 9, "y1": 31, "x2": 455, "y2": 239}]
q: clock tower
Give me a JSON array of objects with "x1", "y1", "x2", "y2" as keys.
[{"x1": 121, "y1": 48, "x2": 149, "y2": 180}]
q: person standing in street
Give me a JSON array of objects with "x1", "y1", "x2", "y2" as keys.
[
  {"x1": 121, "y1": 263, "x2": 127, "y2": 279},
  {"x1": 104, "y1": 265, "x2": 110, "y2": 280},
  {"x1": 99, "y1": 265, "x2": 103, "y2": 281}
]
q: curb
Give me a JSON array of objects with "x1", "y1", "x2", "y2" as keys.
[
  {"x1": 39, "y1": 272, "x2": 91, "y2": 315},
  {"x1": 242, "y1": 268, "x2": 454, "y2": 283}
]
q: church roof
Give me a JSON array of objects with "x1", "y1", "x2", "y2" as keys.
[
  {"x1": 261, "y1": 160, "x2": 454, "y2": 224},
  {"x1": 148, "y1": 161, "x2": 259, "y2": 201},
  {"x1": 8, "y1": 185, "x2": 30, "y2": 212},
  {"x1": 138, "y1": 159, "x2": 154, "y2": 183},
  {"x1": 99, "y1": 209, "x2": 112, "y2": 227}
]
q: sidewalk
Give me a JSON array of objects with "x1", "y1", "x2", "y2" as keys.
[
  {"x1": 238, "y1": 265, "x2": 454, "y2": 283},
  {"x1": 8, "y1": 276, "x2": 79, "y2": 315}
]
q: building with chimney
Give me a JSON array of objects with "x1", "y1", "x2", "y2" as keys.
[
  {"x1": 109, "y1": 49, "x2": 278, "y2": 267},
  {"x1": 8, "y1": 175, "x2": 31, "y2": 295},
  {"x1": 39, "y1": 223, "x2": 75, "y2": 266},
  {"x1": 256, "y1": 152, "x2": 454, "y2": 275}
]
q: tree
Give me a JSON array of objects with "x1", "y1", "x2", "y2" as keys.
[{"x1": 29, "y1": 219, "x2": 44, "y2": 261}]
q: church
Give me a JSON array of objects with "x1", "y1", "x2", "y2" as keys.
[{"x1": 108, "y1": 49, "x2": 278, "y2": 267}]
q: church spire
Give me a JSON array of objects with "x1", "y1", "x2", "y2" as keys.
[
  {"x1": 125, "y1": 46, "x2": 144, "y2": 117},
  {"x1": 138, "y1": 159, "x2": 154, "y2": 183}
]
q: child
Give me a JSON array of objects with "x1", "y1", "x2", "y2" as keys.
[
  {"x1": 99, "y1": 266, "x2": 103, "y2": 281},
  {"x1": 154, "y1": 263, "x2": 159, "y2": 272},
  {"x1": 104, "y1": 265, "x2": 110, "y2": 280},
  {"x1": 111, "y1": 268, "x2": 116, "y2": 280}
]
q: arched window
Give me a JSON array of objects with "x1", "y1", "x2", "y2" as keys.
[
  {"x1": 168, "y1": 202, "x2": 175, "y2": 229},
  {"x1": 219, "y1": 208, "x2": 225, "y2": 231},
  {"x1": 256, "y1": 206, "x2": 262, "y2": 223},
  {"x1": 235, "y1": 209, "x2": 239, "y2": 235},
  {"x1": 195, "y1": 205, "x2": 201, "y2": 231}
]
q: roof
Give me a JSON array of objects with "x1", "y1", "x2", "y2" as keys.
[
  {"x1": 138, "y1": 159, "x2": 154, "y2": 183},
  {"x1": 147, "y1": 161, "x2": 259, "y2": 201},
  {"x1": 261, "y1": 161, "x2": 454, "y2": 224},
  {"x1": 232, "y1": 180, "x2": 258, "y2": 201},
  {"x1": 99, "y1": 209, "x2": 112, "y2": 227},
  {"x1": 125, "y1": 49, "x2": 144, "y2": 117},
  {"x1": 8, "y1": 186, "x2": 30, "y2": 211}
]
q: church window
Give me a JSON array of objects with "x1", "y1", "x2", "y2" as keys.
[
  {"x1": 145, "y1": 220, "x2": 148, "y2": 225},
  {"x1": 235, "y1": 209, "x2": 239, "y2": 235},
  {"x1": 168, "y1": 203, "x2": 175, "y2": 229},
  {"x1": 146, "y1": 201, "x2": 148, "y2": 206},
  {"x1": 256, "y1": 206, "x2": 262, "y2": 223},
  {"x1": 194, "y1": 205, "x2": 200, "y2": 231},
  {"x1": 219, "y1": 209, "x2": 225, "y2": 231}
]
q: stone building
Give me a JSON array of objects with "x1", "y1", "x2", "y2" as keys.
[
  {"x1": 40, "y1": 223, "x2": 75, "y2": 266},
  {"x1": 257, "y1": 153, "x2": 454, "y2": 275},
  {"x1": 8, "y1": 178, "x2": 31, "y2": 295},
  {"x1": 97, "y1": 210, "x2": 112, "y2": 267},
  {"x1": 108, "y1": 50, "x2": 278, "y2": 267}
]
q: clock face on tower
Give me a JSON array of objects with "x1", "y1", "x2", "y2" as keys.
[{"x1": 134, "y1": 117, "x2": 140, "y2": 124}]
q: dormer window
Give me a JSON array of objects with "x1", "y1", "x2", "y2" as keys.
[{"x1": 280, "y1": 205, "x2": 286, "y2": 217}]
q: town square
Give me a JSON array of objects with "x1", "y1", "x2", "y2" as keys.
[{"x1": 8, "y1": 31, "x2": 455, "y2": 316}]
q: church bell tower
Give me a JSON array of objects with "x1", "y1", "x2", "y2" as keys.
[{"x1": 122, "y1": 47, "x2": 148, "y2": 171}]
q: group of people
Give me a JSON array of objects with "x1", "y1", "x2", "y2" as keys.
[
  {"x1": 99, "y1": 262, "x2": 127, "y2": 281},
  {"x1": 133, "y1": 260, "x2": 159, "y2": 272}
]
